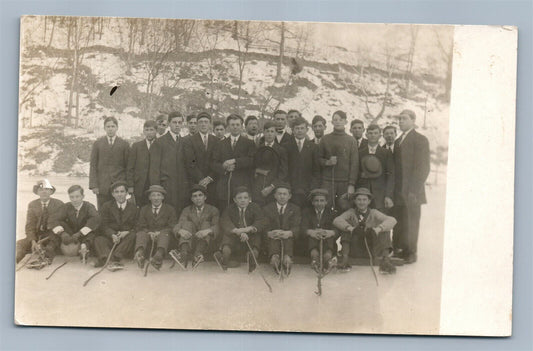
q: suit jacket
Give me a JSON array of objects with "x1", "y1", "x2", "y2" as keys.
[
  {"x1": 50, "y1": 201, "x2": 101, "y2": 234},
  {"x1": 301, "y1": 207, "x2": 336, "y2": 233},
  {"x1": 183, "y1": 133, "x2": 218, "y2": 184},
  {"x1": 262, "y1": 202, "x2": 301, "y2": 239},
  {"x1": 135, "y1": 203, "x2": 178, "y2": 236},
  {"x1": 89, "y1": 136, "x2": 130, "y2": 194},
  {"x1": 24, "y1": 198, "x2": 64, "y2": 241},
  {"x1": 358, "y1": 145, "x2": 394, "y2": 209},
  {"x1": 287, "y1": 138, "x2": 321, "y2": 196},
  {"x1": 260, "y1": 131, "x2": 294, "y2": 151},
  {"x1": 393, "y1": 129, "x2": 430, "y2": 205},
  {"x1": 220, "y1": 202, "x2": 267, "y2": 235},
  {"x1": 176, "y1": 204, "x2": 220, "y2": 237},
  {"x1": 357, "y1": 137, "x2": 368, "y2": 150},
  {"x1": 150, "y1": 132, "x2": 189, "y2": 213},
  {"x1": 252, "y1": 142, "x2": 288, "y2": 198},
  {"x1": 99, "y1": 200, "x2": 139, "y2": 237},
  {"x1": 333, "y1": 208, "x2": 397, "y2": 232},
  {"x1": 127, "y1": 139, "x2": 160, "y2": 203},
  {"x1": 211, "y1": 136, "x2": 256, "y2": 202}
]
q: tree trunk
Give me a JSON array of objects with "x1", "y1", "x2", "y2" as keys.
[
  {"x1": 275, "y1": 22, "x2": 285, "y2": 83},
  {"x1": 47, "y1": 18, "x2": 55, "y2": 48}
]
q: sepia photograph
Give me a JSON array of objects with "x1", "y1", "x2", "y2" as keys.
[{"x1": 13, "y1": 15, "x2": 513, "y2": 335}]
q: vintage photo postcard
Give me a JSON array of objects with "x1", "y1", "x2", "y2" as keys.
[{"x1": 14, "y1": 16, "x2": 516, "y2": 336}]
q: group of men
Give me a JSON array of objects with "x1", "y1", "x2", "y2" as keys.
[{"x1": 16, "y1": 108, "x2": 430, "y2": 277}]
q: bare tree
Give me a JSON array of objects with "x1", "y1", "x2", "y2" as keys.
[
  {"x1": 433, "y1": 27, "x2": 454, "y2": 101},
  {"x1": 403, "y1": 25, "x2": 419, "y2": 95}
]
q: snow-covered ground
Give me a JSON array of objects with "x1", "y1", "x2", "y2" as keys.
[{"x1": 14, "y1": 175, "x2": 446, "y2": 334}]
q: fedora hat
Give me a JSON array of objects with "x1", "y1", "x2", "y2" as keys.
[
  {"x1": 360, "y1": 154, "x2": 382, "y2": 179},
  {"x1": 33, "y1": 179, "x2": 56, "y2": 195},
  {"x1": 145, "y1": 185, "x2": 167, "y2": 196}
]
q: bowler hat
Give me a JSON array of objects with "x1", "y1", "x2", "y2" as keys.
[
  {"x1": 145, "y1": 185, "x2": 167, "y2": 196},
  {"x1": 360, "y1": 155, "x2": 383, "y2": 179},
  {"x1": 33, "y1": 179, "x2": 56, "y2": 195}
]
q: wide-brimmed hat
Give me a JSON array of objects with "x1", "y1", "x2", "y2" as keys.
[
  {"x1": 33, "y1": 179, "x2": 56, "y2": 195},
  {"x1": 109, "y1": 180, "x2": 129, "y2": 193},
  {"x1": 145, "y1": 185, "x2": 167, "y2": 196},
  {"x1": 360, "y1": 154, "x2": 383, "y2": 179},
  {"x1": 307, "y1": 188, "x2": 329, "y2": 201}
]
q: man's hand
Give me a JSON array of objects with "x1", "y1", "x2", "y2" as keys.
[
  {"x1": 112, "y1": 234, "x2": 120, "y2": 244},
  {"x1": 307, "y1": 229, "x2": 319, "y2": 239},
  {"x1": 149, "y1": 231, "x2": 160, "y2": 241},
  {"x1": 92, "y1": 188, "x2": 99, "y2": 195},
  {"x1": 384, "y1": 197, "x2": 394, "y2": 208},
  {"x1": 347, "y1": 185, "x2": 355, "y2": 194},
  {"x1": 322, "y1": 230, "x2": 335, "y2": 239},
  {"x1": 118, "y1": 231, "x2": 130, "y2": 239},
  {"x1": 178, "y1": 229, "x2": 193, "y2": 240},
  {"x1": 329, "y1": 156, "x2": 337, "y2": 166},
  {"x1": 279, "y1": 231, "x2": 293, "y2": 239},
  {"x1": 195, "y1": 229, "x2": 211, "y2": 239},
  {"x1": 239, "y1": 232, "x2": 249, "y2": 242},
  {"x1": 267, "y1": 230, "x2": 281, "y2": 239},
  {"x1": 72, "y1": 232, "x2": 82, "y2": 242},
  {"x1": 128, "y1": 187, "x2": 134, "y2": 194}
]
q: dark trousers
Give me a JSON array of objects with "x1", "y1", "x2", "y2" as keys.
[
  {"x1": 177, "y1": 218, "x2": 213, "y2": 257},
  {"x1": 94, "y1": 233, "x2": 136, "y2": 261},
  {"x1": 340, "y1": 227, "x2": 392, "y2": 258},
  {"x1": 321, "y1": 180, "x2": 351, "y2": 212},
  {"x1": 267, "y1": 237, "x2": 294, "y2": 257},
  {"x1": 15, "y1": 231, "x2": 59, "y2": 263},
  {"x1": 220, "y1": 232, "x2": 261, "y2": 257},
  {"x1": 308, "y1": 236, "x2": 336, "y2": 254},
  {"x1": 135, "y1": 230, "x2": 171, "y2": 256},
  {"x1": 96, "y1": 193, "x2": 113, "y2": 211},
  {"x1": 395, "y1": 204, "x2": 421, "y2": 255}
]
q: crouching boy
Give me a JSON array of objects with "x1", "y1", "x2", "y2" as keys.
[
  {"x1": 333, "y1": 187, "x2": 397, "y2": 274},
  {"x1": 302, "y1": 189, "x2": 338, "y2": 273},
  {"x1": 16, "y1": 179, "x2": 64, "y2": 267},
  {"x1": 134, "y1": 185, "x2": 177, "y2": 270},
  {"x1": 173, "y1": 185, "x2": 219, "y2": 268},
  {"x1": 93, "y1": 181, "x2": 138, "y2": 270},
  {"x1": 263, "y1": 182, "x2": 301, "y2": 275},
  {"x1": 214, "y1": 186, "x2": 266, "y2": 272},
  {"x1": 50, "y1": 185, "x2": 100, "y2": 262}
]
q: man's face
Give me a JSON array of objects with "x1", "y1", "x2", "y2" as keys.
[
  {"x1": 246, "y1": 120, "x2": 259, "y2": 136},
  {"x1": 234, "y1": 192, "x2": 251, "y2": 208},
  {"x1": 383, "y1": 128, "x2": 397, "y2": 144},
  {"x1": 274, "y1": 188, "x2": 291, "y2": 205},
  {"x1": 187, "y1": 118, "x2": 198, "y2": 134},
  {"x1": 112, "y1": 186, "x2": 128, "y2": 204},
  {"x1": 69, "y1": 190, "x2": 84, "y2": 207},
  {"x1": 149, "y1": 192, "x2": 164, "y2": 207},
  {"x1": 263, "y1": 127, "x2": 276, "y2": 144},
  {"x1": 214, "y1": 125, "x2": 226, "y2": 139},
  {"x1": 274, "y1": 113, "x2": 287, "y2": 131},
  {"x1": 312, "y1": 121, "x2": 325, "y2": 139},
  {"x1": 366, "y1": 128, "x2": 381, "y2": 144},
  {"x1": 332, "y1": 114, "x2": 347, "y2": 131},
  {"x1": 293, "y1": 123, "x2": 308, "y2": 140},
  {"x1": 287, "y1": 112, "x2": 299, "y2": 124},
  {"x1": 197, "y1": 118, "x2": 210, "y2": 134},
  {"x1": 157, "y1": 120, "x2": 168, "y2": 134},
  {"x1": 37, "y1": 188, "x2": 53, "y2": 202},
  {"x1": 350, "y1": 123, "x2": 364, "y2": 139},
  {"x1": 143, "y1": 126, "x2": 157, "y2": 141},
  {"x1": 191, "y1": 191, "x2": 206, "y2": 208},
  {"x1": 104, "y1": 121, "x2": 118, "y2": 138},
  {"x1": 169, "y1": 117, "x2": 183, "y2": 134},
  {"x1": 354, "y1": 195, "x2": 370, "y2": 211},
  {"x1": 228, "y1": 119, "x2": 243, "y2": 136},
  {"x1": 398, "y1": 115, "x2": 415, "y2": 132},
  {"x1": 312, "y1": 195, "x2": 327, "y2": 212}
]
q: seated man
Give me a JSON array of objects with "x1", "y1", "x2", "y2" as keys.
[
  {"x1": 93, "y1": 181, "x2": 139, "y2": 270},
  {"x1": 263, "y1": 182, "x2": 301, "y2": 275},
  {"x1": 301, "y1": 189, "x2": 337, "y2": 273},
  {"x1": 50, "y1": 185, "x2": 100, "y2": 262},
  {"x1": 333, "y1": 187, "x2": 397, "y2": 274},
  {"x1": 214, "y1": 186, "x2": 266, "y2": 272},
  {"x1": 16, "y1": 179, "x2": 64, "y2": 267},
  {"x1": 134, "y1": 185, "x2": 177, "y2": 270},
  {"x1": 173, "y1": 185, "x2": 219, "y2": 268}
]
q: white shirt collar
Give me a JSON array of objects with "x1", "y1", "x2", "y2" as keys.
[
  {"x1": 73, "y1": 202, "x2": 83, "y2": 211},
  {"x1": 152, "y1": 204, "x2": 162, "y2": 210},
  {"x1": 231, "y1": 135, "x2": 240, "y2": 143},
  {"x1": 195, "y1": 205, "x2": 204, "y2": 213},
  {"x1": 276, "y1": 202, "x2": 286, "y2": 213},
  {"x1": 169, "y1": 130, "x2": 178, "y2": 141},
  {"x1": 368, "y1": 144, "x2": 378, "y2": 154},
  {"x1": 41, "y1": 199, "x2": 50, "y2": 207},
  {"x1": 265, "y1": 140, "x2": 275, "y2": 148},
  {"x1": 108, "y1": 136, "x2": 115, "y2": 143},
  {"x1": 399, "y1": 128, "x2": 414, "y2": 139}
]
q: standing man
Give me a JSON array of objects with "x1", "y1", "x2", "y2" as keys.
[
  {"x1": 213, "y1": 120, "x2": 227, "y2": 141},
  {"x1": 183, "y1": 111, "x2": 218, "y2": 205},
  {"x1": 127, "y1": 120, "x2": 159, "y2": 207},
  {"x1": 244, "y1": 115, "x2": 262, "y2": 146},
  {"x1": 89, "y1": 116, "x2": 130, "y2": 210},
  {"x1": 186, "y1": 114, "x2": 198, "y2": 136},
  {"x1": 311, "y1": 115, "x2": 326, "y2": 145},
  {"x1": 383, "y1": 125, "x2": 397, "y2": 153},
  {"x1": 318, "y1": 110, "x2": 359, "y2": 211},
  {"x1": 155, "y1": 114, "x2": 168, "y2": 138},
  {"x1": 357, "y1": 124, "x2": 394, "y2": 213},
  {"x1": 393, "y1": 109, "x2": 430, "y2": 264},
  {"x1": 287, "y1": 109, "x2": 301, "y2": 133},
  {"x1": 211, "y1": 114, "x2": 256, "y2": 211},
  {"x1": 287, "y1": 117, "x2": 321, "y2": 207},
  {"x1": 350, "y1": 119, "x2": 368, "y2": 150},
  {"x1": 270, "y1": 110, "x2": 294, "y2": 150},
  {"x1": 150, "y1": 111, "x2": 189, "y2": 216}
]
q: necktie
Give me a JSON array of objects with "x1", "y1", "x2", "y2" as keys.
[
  {"x1": 153, "y1": 207, "x2": 159, "y2": 216},
  {"x1": 278, "y1": 206, "x2": 284, "y2": 227},
  {"x1": 316, "y1": 210, "x2": 322, "y2": 228},
  {"x1": 231, "y1": 138, "x2": 236, "y2": 150},
  {"x1": 203, "y1": 134, "x2": 208, "y2": 151},
  {"x1": 398, "y1": 133, "x2": 405, "y2": 145},
  {"x1": 108, "y1": 137, "x2": 113, "y2": 146},
  {"x1": 40, "y1": 203, "x2": 49, "y2": 231},
  {"x1": 148, "y1": 139, "x2": 153, "y2": 149},
  {"x1": 239, "y1": 208, "x2": 246, "y2": 227},
  {"x1": 75, "y1": 208, "x2": 80, "y2": 218},
  {"x1": 298, "y1": 139, "x2": 303, "y2": 152}
]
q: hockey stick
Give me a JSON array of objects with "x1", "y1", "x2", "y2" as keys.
[
  {"x1": 16, "y1": 236, "x2": 51, "y2": 272},
  {"x1": 315, "y1": 238, "x2": 324, "y2": 296},
  {"x1": 83, "y1": 241, "x2": 119, "y2": 287},
  {"x1": 279, "y1": 238, "x2": 284, "y2": 281},
  {"x1": 45, "y1": 260, "x2": 68, "y2": 280},
  {"x1": 227, "y1": 171, "x2": 233, "y2": 207},
  {"x1": 245, "y1": 239, "x2": 273, "y2": 293},
  {"x1": 144, "y1": 237, "x2": 156, "y2": 277},
  {"x1": 364, "y1": 236, "x2": 379, "y2": 286}
]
